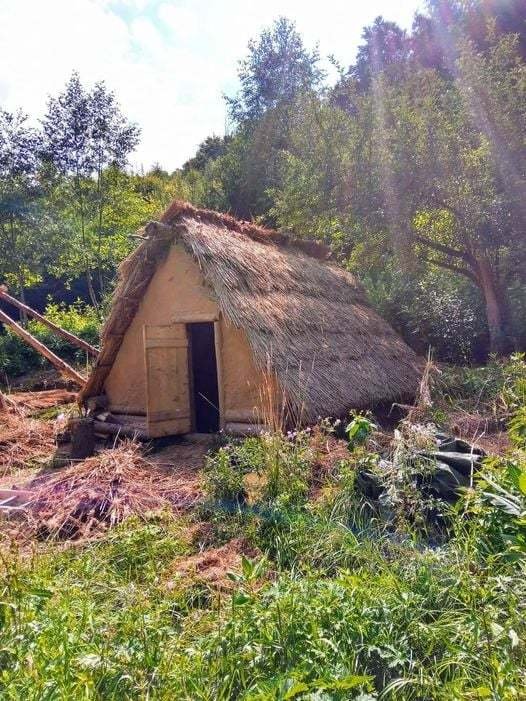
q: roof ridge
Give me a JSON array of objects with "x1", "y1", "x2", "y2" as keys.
[{"x1": 159, "y1": 199, "x2": 331, "y2": 261}]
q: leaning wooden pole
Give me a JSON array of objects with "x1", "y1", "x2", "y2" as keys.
[
  {"x1": 0, "y1": 308, "x2": 86, "y2": 387},
  {"x1": 0, "y1": 287, "x2": 99, "y2": 357}
]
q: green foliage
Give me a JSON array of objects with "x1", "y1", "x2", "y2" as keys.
[
  {"x1": 509, "y1": 407, "x2": 526, "y2": 449},
  {"x1": 0, "y1": 300, "x2": 100, "y2": 380},
  {"x1": 477, "y1": 454, "x2": 526, "y2": 558},
  {"x1": 203, "y1": 431, "x2": 315, "y2": 509},
  {"x1": 203, "y1": 446, "x2": 248, "y2": 504},
  {"x1": 456, "y1": 360, "x2": 526, "y2": 560},
  {"x1": 2, "y1": 368, "x2": 526, "y2": 698},
  {"x1": 434, "y1": 354, "x2": 526, "y2": 424},
  {"x1": 2, "y1": 461, "x2": 526, "y2": 698},
  {"x1": 226, "y1": 17, "x2": 324, "y2": 124},
  {"x1": 257, "y1": 431, "x2": 314, "y2": 507},
  {"x1": 345, "y1": 412, "x2": 376, "y2": 450}
]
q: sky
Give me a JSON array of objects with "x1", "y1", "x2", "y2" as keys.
[{"x1": 0, "y1": 0, "x2": 424, "y2": 171}]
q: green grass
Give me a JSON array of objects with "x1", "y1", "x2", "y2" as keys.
[
  {"x1": 1, "y1": 494, "x2": 525, "y2": 699},
  {"x1": 1, "y1": 358, "x2": 525, "y2": 699}
]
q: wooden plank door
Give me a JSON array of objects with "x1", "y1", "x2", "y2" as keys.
[{"x1": 144, "y1": 324, "x2": 191, "y2": 437}]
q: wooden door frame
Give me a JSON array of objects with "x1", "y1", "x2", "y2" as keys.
[{"x1": 171, "y1": 313, "x2": 225, "y2": 432}]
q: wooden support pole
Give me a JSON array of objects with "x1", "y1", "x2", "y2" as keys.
[
  {"x1": 0, "y1": 287, "x2": 99, "y2": 357},
  {"x1": 0, "y1": 307, "x2": 86, "y2": 387}
]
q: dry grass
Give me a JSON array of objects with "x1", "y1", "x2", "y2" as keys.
[
  {"x1": 0, "y1": 411, "x2": 55, "y2": 476},
  {"x1": 165, "y1": 537, "x2": 261, "y2": 592},
  {"x1": 7, "y1": 389, "x2": 77, "y2": 413},
  {"x1": 25, "y1": 441, "x2": 201, "y2": 540},
  {"x1": 448, "y1": 409, "x2": 509, "y2": 455}
]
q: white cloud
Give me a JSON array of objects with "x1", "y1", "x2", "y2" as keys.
[
  {"x1": 157, "y1": 3, "x2": 198, "y2": 39},
  {"x1": 0, "y1": 0, "x2": 423, "y2": 171},
  {"x1": 130, "y1": 16, "x2": 163, "y2": 55}
]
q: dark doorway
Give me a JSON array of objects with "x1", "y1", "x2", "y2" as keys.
[{"x1": 188, "y1": 322, "x2": 220, "y2": 433}]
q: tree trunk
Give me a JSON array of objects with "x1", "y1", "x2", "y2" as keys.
[
  {"x1": 475, "y1": 258, "x2": 513, "y2": 356},
  {"x1": 86, "y1": 268, "x2": 99, "y2": 310},
  {"x1": 16, "y1": 270, "x2": 28, "y2": 325}
]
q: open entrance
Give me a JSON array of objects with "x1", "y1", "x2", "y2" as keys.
[{"x1": 188, "y1": 322, "x2": 220, "y2": 433}]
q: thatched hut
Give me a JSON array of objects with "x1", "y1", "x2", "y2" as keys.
[{"x1": 80, "y1": 201, "x2": 421, "y2": 437}]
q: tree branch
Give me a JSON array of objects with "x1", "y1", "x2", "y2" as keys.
[
  {"x1": 418, "y1": 251, "x2": 479, "y2": 285},
  {"x1": 413, "y1": 234, "x2": 471, "y2": 262}
]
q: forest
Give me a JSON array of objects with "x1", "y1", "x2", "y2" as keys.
[
  {"x1": 1, "y1": 0, "x2": 525, "y2": 378},
  {"x1": 1, "y1": 1, "x2": 526, "y2": 699}
]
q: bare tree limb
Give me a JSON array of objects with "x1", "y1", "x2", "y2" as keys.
[
  {"x1": 417, "y1": 252, "x2": 479, "y2": 285},
  {"x1": 413, "y1": 234, "x2": 472, "y2": 262}
]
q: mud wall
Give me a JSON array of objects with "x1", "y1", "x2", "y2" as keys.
[{"x1": 104, "y1": 243, "x2": 276, "y2": 428}]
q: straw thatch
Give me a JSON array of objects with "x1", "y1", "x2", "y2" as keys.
[{"x1": 81, "y1": 201, "x2": 422, "y2": 420}]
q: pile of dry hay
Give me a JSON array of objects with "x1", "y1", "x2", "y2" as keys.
[
  {"x1": 166, "y1": 537, "x2": 262, "y2": 592},
  {"x1": 26, "y1": 441, "x2": 201, "y2": 539},
  {"x1": 0, "y1": 411, "x2": 56, "y2": 475},
  {"x1": 7, "y1": 389, "x2": 77, "y2": 413}
]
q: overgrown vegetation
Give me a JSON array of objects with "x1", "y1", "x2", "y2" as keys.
[
  {"x1": 1, "y1": 0, "x2": 526, "y2": 696},
  {"x1": 1, "y1": 357, "x2": 525, "y2": 699}
]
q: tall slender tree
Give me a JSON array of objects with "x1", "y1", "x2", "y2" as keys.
[
  {"x1": 41, "y1": 73, "x2": 140, "y2": 307},
  {"x1": 226, "y1": 17, "x2": 325, "y2": 125}
]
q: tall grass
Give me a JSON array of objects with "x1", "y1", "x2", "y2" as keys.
[
  {"x1": 1, "y1": 358, "x2": 525, "y2": 699},
  {"x1": 2, "y1": 505, "x2": 524, "y2": 699}
]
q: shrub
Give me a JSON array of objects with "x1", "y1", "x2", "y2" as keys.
[
  {"x1": 345, "y1": 412, "x2": 376, "y2": 450},
  {"x1": 434, "y1": 353, "x2": 526, "y2": 418},
  {"x1": 0, "y1": 300, "x2": 101, "y2": 382},
  {"x1": 202, "y1": 446, "x2": 248, "y2": 505},
  {"x1": 203, "y1": 431, "x2": 316, "y2": 510}
]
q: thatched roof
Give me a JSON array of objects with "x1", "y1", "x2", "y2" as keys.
[{"x1": 81, "y1": 201, "x2": 422, "y2": 420}]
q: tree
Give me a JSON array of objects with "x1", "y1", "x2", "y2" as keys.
[
  {"x1": 341, "y1": 33, "x2": 525, "y2": 355},
  {"x1": 181, "y1": 135, "x2": 231, "y2": 173},
  {"x1": 41, "y1": 72, "x2": 140, "y2": 307},
  {"x1": 352, "y1": 17, "x2": 411, "y2": 89},
  {"x1": 0, "y1": 109, "x2": 54, "y2": 315},
  {"x1": 226, "y1": 17, "x2": 325, "y2": 125},
  {"x1": 272, "y1": 18, "x2": 525, "y2": 358}
]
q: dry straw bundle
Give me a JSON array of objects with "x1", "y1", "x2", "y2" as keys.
[
  {"x1": 26, "y1": 441, "x2": 200, "y2": 539},
  {"x1": 0, "y1": 411, "x2": 55, "y2": 475}
]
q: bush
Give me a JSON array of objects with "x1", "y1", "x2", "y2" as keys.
[
  {"x1": 202, "y1": 446, "x2": 248, "y2": 505},
  {"x1": 466, "y1": 366, "x2": 526, "y2": 559},
  {"x1": 203, "y1": 431, "x2": 317, "y2": 510},
  {"x1": 434, "y1": 353, "x2": 526, "y2": 418},
  {"x1": 0, "y1": 300, "x2": 101, "y2": 382}
]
